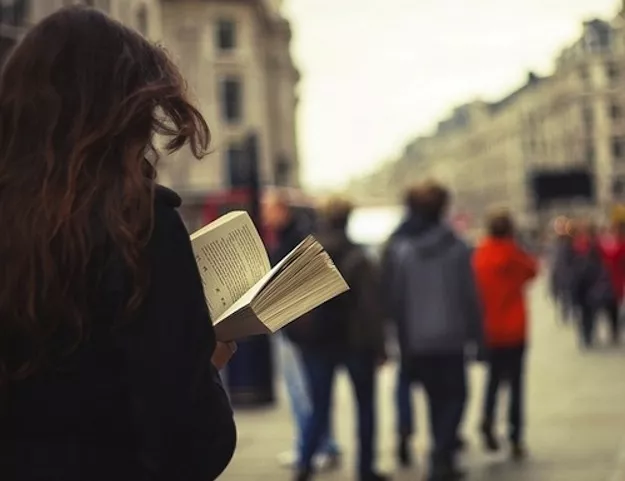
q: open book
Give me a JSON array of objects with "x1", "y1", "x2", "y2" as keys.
[{"x1": 190, "y1": 211, "x2": 349, "y2": 342}]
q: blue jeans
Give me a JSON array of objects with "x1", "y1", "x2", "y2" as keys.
[
  {"x1": 396, "y1": 365, "x2": 414, "y2": 438},
  {"x1": 298, "y1": 349, "x2": 377, "y2": 475},
  {"x1": 279, "y1": 335, "x2": 339, "y2": 457}
]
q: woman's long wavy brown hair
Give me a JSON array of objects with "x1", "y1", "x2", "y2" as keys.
[{"x1": 0, "y1": 7, "x2": 209, "y2": 388}]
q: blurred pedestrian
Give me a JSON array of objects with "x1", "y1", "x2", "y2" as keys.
[
  {"x1": 383, "y1": 181, "x2": 483, "y2": 481},
  {"x1": 548, "y1": 217, "x2": 576, "y2": 324},
  {"x1": 262, "y1": 191, "x2": 342, "y2": 471},
  {"x1": 570, "y1": 220, "x2": 616, "y2": 348},
  {"x1": 473, "y1": 209, "x2": 538, "y2": 460},
  {"x1": 597, "y1": 220, "x2": 625, "y2": 344},
  {"x1": 383, "y1": 211, "x2": 468, "y2": 469},
  {"x1": 293, "y1": 197, "x2": 388, "y2": 481},
  {"x1": 0, "y1": 7, "x2": 237, "y2": 481}
]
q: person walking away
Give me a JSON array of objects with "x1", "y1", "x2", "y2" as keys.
[
  {"x1": 570, "y1": 221, "x2": 616, "y2": 348},
  {"x1": 262, "y1": 190, "x2": 342, "y2": 471},
  {"x1": 293, "y1": 197, "x2": 388, "y2": 481},
  {"x1": 384, "y1": 181, "x2": 483, "y2": 481},
  {"x1": 597, "y1": 221, "x2": 625, "y2": 344},
  {"x1": 548, "y1": 217, "x2": 575, "y2": 324},
  {"x1": 0, "y1": 7, "x2": 237, "y2": 481},
  {"x1": 382, "y1": 213, "x2": 467, "y2": 468},
  {"x1": 473, "y1": 210, "x2": 538, "y2": 460}
]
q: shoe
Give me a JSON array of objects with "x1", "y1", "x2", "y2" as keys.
[
  {"x1": 315, "y1": 451, "x2": 341, "y2": 471},
  {"x1": 428, "y1": 463, "x2": 466, "y2": 481},
  {"x1": 511, "y1": 443, "x2": 527, "y2": 461},
  {"x1": 360, "y1": 471, "x2": 390, "y2": 481},
  {"x1": 453, "y1": 436, "x2": 467, "y2": 452},
  {"x1": 278, "y1": 450, "x2": 341, "y2": 472},
  {"x1": 278, "y1": 450, "x2": 297, "y2": 469},
  {"x1": 294, "y1": 470, "x2": 313, "y2": 481},
  {"x1": 480, "y1": 426, "x2": 500, "y2": 452},
  {"x1": 397, "y1": 436, "x2": 413, "y2": 467}
]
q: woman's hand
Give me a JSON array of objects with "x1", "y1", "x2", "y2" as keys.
[{"x1": 211, "y1": 341, "x2": 237, "y2": 370}]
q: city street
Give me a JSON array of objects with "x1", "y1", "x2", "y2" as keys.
[{"x1": 221, "y1": 277, "x2": 625, "y2": 481}]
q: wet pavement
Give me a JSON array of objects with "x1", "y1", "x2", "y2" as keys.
[{"x1": 220, "y1": 278, "x2": 625, "y2": 480}]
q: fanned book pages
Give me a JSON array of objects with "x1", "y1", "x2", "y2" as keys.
[{"x1": 190, "y1": 211, "x2": 350, "y2": 342}]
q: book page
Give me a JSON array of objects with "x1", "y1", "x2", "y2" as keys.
[
  {"x1": 251, "y1": 238, "x2": 349, "y2": 332},
  {"x1": 190, "y1": 211, "x2": 271, "y2": 320},
  {"x1": 213, "y1": 238, "x2": 312, "y2": 325}
]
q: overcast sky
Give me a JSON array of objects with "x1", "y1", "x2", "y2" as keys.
[{"x1": 282, "y1": 0, "x2": 621, "y2": 189}]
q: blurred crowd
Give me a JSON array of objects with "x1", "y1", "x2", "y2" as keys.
[
  {"x1": 548, "y1": 215, "x2": 625, "y2": 347},
  {"x1": 263, "y1": 181, "x2": 540, "y2": 481}
]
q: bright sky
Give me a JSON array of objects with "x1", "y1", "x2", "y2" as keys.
[{"x1": 282, "y1": 0, "x2": 621, "y2": 189}]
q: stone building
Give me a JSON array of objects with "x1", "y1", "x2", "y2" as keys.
[
  {"x1": 351, "y1": 5, "x2": 625, "y2": 235},
  {"x1": 0, "y1": 0, "x2": 300, "y2": 199},
  {"x1": 158, "y1": 0, "x2": 300, "y2": 195}
]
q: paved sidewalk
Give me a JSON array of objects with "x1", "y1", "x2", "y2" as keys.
[{"x1": 221, "y1": 279, "x2": 625, "y2": 480}]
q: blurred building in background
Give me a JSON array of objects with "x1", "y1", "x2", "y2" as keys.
[
  {"x1": 158, "y1": 0, "x2": 300, "y2": 197},
  {"x1": 350, "y1": 3, "x2": 625, "y2": 236},
  {"x1": 0, "y1": 0, "x2": 301, "y2": 200}
]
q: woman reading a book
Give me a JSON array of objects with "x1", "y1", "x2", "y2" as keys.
[{"x1": 0, "y1": 6, "x2": 236, "y2": 481}]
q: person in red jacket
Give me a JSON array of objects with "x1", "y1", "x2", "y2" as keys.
[
  {"x1": 597, "y1": 221, "x2": 625, "y2": 344},
  {"x1": 473, "y1": 209, "x2": 538, "y2": 460}
]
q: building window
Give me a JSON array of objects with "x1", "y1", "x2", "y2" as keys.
[
  {"x1": 611, "y1": 103, "x2": 622, "y2": 119},
  {"x1": 275, "y1": 155, "x2": 291, "y2": 186},
  {"x1": 585, "y1": 144, "x2": 595, "y2": 164},
  {"x1": 0, "y1": 0, "x2": 28, "y2": 26},
  {"x1": 136, "y1": 5, "x2": 148, "y2": 36},
  {"x1": 217, "y1": 19, "x2": 236, "y2": 52},
  {"x1": 612, "y1": 138, "x2": 623, "y2": 159},
  {"x1": 607, "y1": 61, "x2": 619, "y2": 83},
  {"x1": 613, "y1": 178, "x2": 625, "y2": 196},
  {"x1": 226, "y1": 145, "x2": 248, "y2": 187},
  {"x1": 579, "y1": 66, "x2": 589, "y2": 84},
  {"x1": 582, "y1": 105, "x2": 593, "y2": 127},
  {"x1": 220, "y1": 77, "x2": 242, "y2": 123}
]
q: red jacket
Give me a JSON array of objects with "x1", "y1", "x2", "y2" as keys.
[
  {"x1": 598, "y1": 235, "x2": 625, "y2": 301},
  {"x1": 473, "y1": 238, "x2": 538, "y2": 347}
]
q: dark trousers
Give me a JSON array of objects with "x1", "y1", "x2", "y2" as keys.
[
  {"x1": 298, "y1": 349, "x2": 377, "y2": 476},
  {"x1": 396, "y1": 365, "x2": 414, "y2": 438},
  {"x1": 482, "y1": 345, "x2": 526, "y2": 444},
  {"x1": 579, "y1": 300, "x2": 620, "y2": 347},
  {"x1": 402, "y1": 353, "x2": 467, "y2": 466}
]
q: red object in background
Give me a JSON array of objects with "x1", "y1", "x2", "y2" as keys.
[{"x1": 598, "y1": 234, "x2": 625, "y2": 301}]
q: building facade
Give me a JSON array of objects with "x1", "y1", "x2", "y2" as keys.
[
  {"x1": 351, "y1": 7, "x2": 625, "y2": 235},
  {"x1": 0, "y1": 0, "x2": 300, "y2": 197},
  {"x1": 158, "y1": 0, "x2": 300, "y2": 195}
]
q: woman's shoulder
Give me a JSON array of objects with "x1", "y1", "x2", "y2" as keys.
[
  {"x1": 148, "y1": 185, "x2": 188, "y2": 249},
  {"x1": 154, "y1": 185, "x2": 182, "y2": 209}
]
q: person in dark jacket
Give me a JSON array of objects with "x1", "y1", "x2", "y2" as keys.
[
  {"x1": 382, "y1": 213, "x2": 468, "y2": 468},
  {"x1": 383, "y1": 181, "x2": 483, "y2": 481},
  {"x1": 263, "y1": 191, "x2": 342, "y2": 471},
  {"x1": 294, "y1": 197, "x2": 388, "y2": 481},
  {"x1": 570, "y1": 220, "x2": 617, "y2": 348},
  {"x1": 0, "y1": 7, "x2": 236, "y2": 481},
  {"x1": 548, "y1": 218, "x2": 576, "y2": 323}
]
